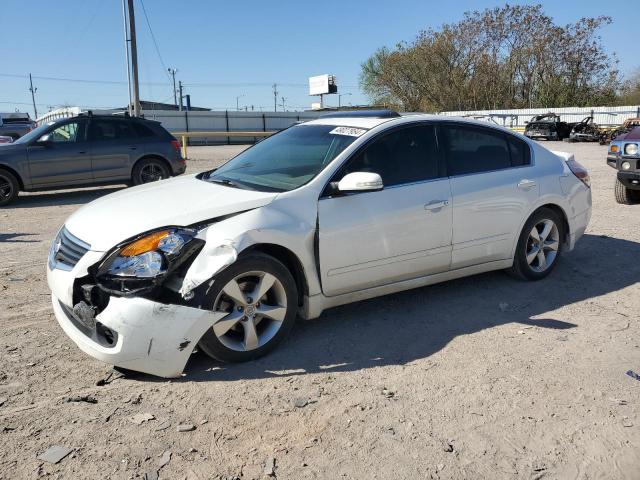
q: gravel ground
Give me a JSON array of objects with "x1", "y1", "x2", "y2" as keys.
[{"x1": 0, "y1": 142, "x2": 638, "y2": 479}]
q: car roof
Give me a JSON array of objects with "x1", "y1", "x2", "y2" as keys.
[{"x1": 304, "y1": 113, "x2": 520, "y2": 135}]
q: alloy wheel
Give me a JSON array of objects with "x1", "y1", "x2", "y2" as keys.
[
  {"x1": 212, "y1": 271, "x2": 288, "y2": 352},
  {"x1": 0, "y1": 175, "x2": 14, "y2": 202},
  {"x1": 525, "y1": 219, "x2": 559, "y2": 273},
  {"x1": 140, "y1": 164, "x2": 165, "y2": 183}
]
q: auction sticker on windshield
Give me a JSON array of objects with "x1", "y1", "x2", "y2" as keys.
[{"x1": 329, "y1": 126, "x2": 367, "y2": 137}]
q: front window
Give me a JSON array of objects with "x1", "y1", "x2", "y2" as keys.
[
  {"x1": 13, "y1": 122, "x2": 54, "y2": 144},
  {"x1": 204, "y1": 124, "x2": 363, "y2": 192},
  {"x1": 49, "y1": 122, "x2": 80, "y2": 143}
]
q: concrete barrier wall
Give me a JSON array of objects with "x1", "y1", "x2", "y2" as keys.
[{"x1": 142, "y1": 110, "x2": 326, "y2": 144}]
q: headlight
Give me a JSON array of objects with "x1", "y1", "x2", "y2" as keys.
[
  {"x1": 93, "y1": 228, "x2": 202, "y2": 295},
  {"x1": 621, "y1": 161, "x2": 631, "y2": 171},
  {"x1": 104, "y1": 229, "x2": 196, "y2": 278},
  {"x1": 625, "y1": 143, "x2": 638, "y2": 155}
]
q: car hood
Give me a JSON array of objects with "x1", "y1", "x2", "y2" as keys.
[
  {"x1": 0, "y1": 143, "x2": 26, "y2": 154},
  {"x1": 65, "y1": 174, "x2": 279, "y2": 251}
]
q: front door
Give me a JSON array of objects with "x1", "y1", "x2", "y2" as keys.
[
  {"x1": 318, "y1": 123, "x2": 452, "y2": 296},
  {"x1": 27, "y1": 119, "x2": 92, "y2": 187}
]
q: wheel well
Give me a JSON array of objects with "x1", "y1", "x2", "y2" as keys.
[
  {"x1": 132, "y1": 155, "x2": 172, "y2": 176},
  {"x1": 538, "y1": 203, "x2": 570, "y2": 245},
  {"x1": 242, "y1": 244, "x2": 308, "y2": 307},
  {"x1": 0, "y1": 165, "x2": 24, "y2": 190}
]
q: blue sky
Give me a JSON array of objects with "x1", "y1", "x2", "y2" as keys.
[{"x1": 1, "y1": 0, "x2": 638, "y2": 117}]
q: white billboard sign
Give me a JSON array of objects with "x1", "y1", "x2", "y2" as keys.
[{"x1": 309, "y1": 74, "x2": 332, "y2": 96}]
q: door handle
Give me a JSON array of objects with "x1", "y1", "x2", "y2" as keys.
[
  {"x1": 424, "y1": 200, "x2": 449, "y2": 211},
  {"x1": 517, "y1": 179, "x2": 537, "y2": 189},
  {"x1": 78, "y1": 151, "x2": 87, "y2": 154},
  {"x1": 129, "y1": 146, "x2": 137, "y2": 150}
]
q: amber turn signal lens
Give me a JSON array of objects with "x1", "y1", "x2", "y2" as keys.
[
  {"x1": 610, "y1": 145, "x2": 618, "y2": 153},
  {"x1": 120, "y1": 230, "x2": 171, "y2": 257}
]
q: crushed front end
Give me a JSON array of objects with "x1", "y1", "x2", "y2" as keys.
[{"x1": 46, "y1": 226, "x2": 228, "y2": 377}]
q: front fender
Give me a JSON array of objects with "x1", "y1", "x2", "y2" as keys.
[{"x1": 179, "y1": 205, "x2": 319, "y2": 299}]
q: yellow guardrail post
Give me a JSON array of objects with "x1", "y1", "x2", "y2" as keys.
[{"x1": 181, "y1": 134, "x2": 188, "y2": 159}]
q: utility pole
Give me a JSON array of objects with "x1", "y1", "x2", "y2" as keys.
[
  {"x1": 168, "y1": 68, "x2": 178, "y2": 106},
  {"x1": 127, "y1": 0, "x2": 141, "y2": 116},
  {"x1": 121, "y1": 0, "x2": 132, "y2": 115},
  {"x1": 272, "y1": 83, "x2": 278, "y2": 112},
  {"x1": 28, "y1": 74, "x2": 38, "y2": 119},
  {"x1": 281, "y1": 97, "x2": 286, "y2": 111},
  {"x1": 178, "y1": 81, "x2": 184, "y2": 111}
]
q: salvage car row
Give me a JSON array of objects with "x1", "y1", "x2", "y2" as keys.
[{"x1": 524, "y1": 113, "x2": 640, "y2": 144}]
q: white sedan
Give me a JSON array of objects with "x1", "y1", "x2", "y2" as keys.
[{"x1": 47, "y1": 112, "x2": 592, "y2": 377}]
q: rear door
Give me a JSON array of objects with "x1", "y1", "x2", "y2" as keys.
[
  {"x1": 440, "y1": 123, "x2": 538, "y2": 269},
  {"x1": 88, "y1": 118, "x2": 139, "y2": 181},
  {"x1": 318, "y1": 123, "x2": 452, "y2": 296},
  {"x1": 26, "y1": 119, "x2": 92, "y2": 187}
]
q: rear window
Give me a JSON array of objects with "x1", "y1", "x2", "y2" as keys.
[
  {"x1": 2, "y1": 117, "x2": 31, "y2": 124},
  {"x1": 88, "y1": 119, "x2": 135, "y2": 141},
  {"x1": 442, "y1": 124, "x2": 511, "y2": 175}
]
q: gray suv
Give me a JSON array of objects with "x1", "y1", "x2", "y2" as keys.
[{"x1": 0, "y1": 114, "x2": 186, "y2": 206}]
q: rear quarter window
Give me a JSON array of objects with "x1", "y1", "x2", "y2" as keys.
[
  {"x1": 132, "y1": 122, "x2": 157, "y2": 138},
  {"x1": 507, "y1": 136, "x2": 531, "y2": 167}
]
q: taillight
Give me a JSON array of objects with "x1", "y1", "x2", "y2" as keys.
[
  {"x1": 170, "y1": 139, "x2": 181, "y2": 154},
  {"x1": 566, "y1": 159, "x2": 590, "y2": 188}
]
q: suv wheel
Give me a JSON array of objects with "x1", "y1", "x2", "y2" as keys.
[
  {"x1": 508, "y1": 208, "x2": 563, "y2": 281},
  {"x1": 132, "y1": 158, "x2": 170, "y2": 185},
  {"x1": 0, "y1": 170, "x2": 19, "y2": 207},
  {"x1": 198, "y1": 253, "x2": 297, "y2": 363},
  {"x1": 614, "y1": 177, "x2": 640, "y2": 205}
]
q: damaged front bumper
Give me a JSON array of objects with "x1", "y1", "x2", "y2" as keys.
[
  {"x1": 47, "y1": 249, "x2": 227, "y2": 378},
  {"x1": 50, "y1": 293, "x2": 225, "y2": 378}
]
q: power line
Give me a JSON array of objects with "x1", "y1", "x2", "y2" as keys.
[
  {"x1": 138, "y1": 0, "x2": 172, "y2": 85},
  {"x1": 0, "y1": 73, "x2": 361, "y2": 90}
]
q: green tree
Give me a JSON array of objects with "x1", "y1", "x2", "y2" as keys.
[{"x1": 360, "y1": 5, "x2": 620, "y2": 111}]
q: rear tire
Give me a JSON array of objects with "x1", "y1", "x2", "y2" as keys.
[
  {"x1": 131, "y1": 158, "x2": 170, "y2": 186},
  {"x1": 198, "y1": 253, "x2": 298, "y2": 363},
  {"x1": 0, "y1": 169, "x2": 19, "y2": 207},
  {"x1": 508, "y1": 208, "x2": 564, "y2": 281},
  {"x1": 614, "y1": 177, "x2": 640, "y2": 205}
]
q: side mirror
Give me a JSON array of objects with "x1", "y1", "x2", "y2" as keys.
[
  {"x1": 36, "y1": 134, "x2": 53, "y2": 146},
  {"x1": 337, "y1": 172, "x2": 383, "y2": 193}
]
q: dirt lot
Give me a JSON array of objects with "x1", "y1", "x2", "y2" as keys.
[{"x1": 0, "y1": 142, "x2": 638, "y2": 479}]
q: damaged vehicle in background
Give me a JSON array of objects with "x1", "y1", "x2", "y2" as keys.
[
  {"x1": 47, "y1": 112, "x2": 592, "y2": 377},
  {"x1": 523, "y1": 113, "x2": 571, "y2": 141},
  {"x1": 600, "y1": 117, "x2": 640, "y2": 145},
  {"x1": 567, "y1": 116, "x2": 606, "y2": 142},
  {"x1": 607, "y1": 126, "x2": 640, "y2": 204}
]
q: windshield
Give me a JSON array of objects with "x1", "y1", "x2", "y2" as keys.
[
  {"x1": 13, "y1": 122, "x2": 55, "y2": 144},
  {"x1": 204, "y1": 124, "x2": 364, "y2": 192}
]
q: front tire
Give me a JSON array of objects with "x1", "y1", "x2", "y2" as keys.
[
  {"x1": 131, "y1": 158, "x2": 170, "y2": 186},
  {"x1": 198, "y1": 253, "x2": 298, "y2": 363},
  {"x1": 0, "y1": 169, "x2": 19, "y2": 207},
  {"x1": 508, "y1": 208, "x2": 564, "y2": 281},
  {"x1": 614, "y1": 177, "x2": 640, "y2": 205}
]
